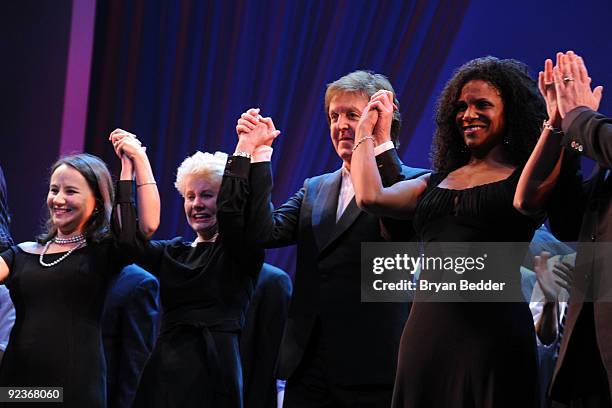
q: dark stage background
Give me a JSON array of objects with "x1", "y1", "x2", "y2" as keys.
[{"x1": 2, "y1": 0, "x2": 611, "y2": 277}]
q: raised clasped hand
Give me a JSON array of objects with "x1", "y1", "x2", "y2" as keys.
[
  {"x1": 235, "y1": 108, "x2": 281, "y2": 148},
  {"x1": 108, "y1": 128, "x2": 145, "y2": 160},
  {"x1": 358, "y1": 90, "x2": 396, "y2": 145}
]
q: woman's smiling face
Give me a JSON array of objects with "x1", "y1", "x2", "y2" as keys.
[
  {"x1": 47, "y1": 164, "x2": 96, "y2": 236},
  {"x1": 455, "y1": 79, "x2": 505, "y2": 152}
]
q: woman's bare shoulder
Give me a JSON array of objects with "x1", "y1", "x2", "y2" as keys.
[{"x1": 17, "y1": 241, "x2": 42, "y2": 254}]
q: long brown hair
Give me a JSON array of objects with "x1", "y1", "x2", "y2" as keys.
[{"x1": 37, "y1": 153, "x2": 114, "y2": 244}]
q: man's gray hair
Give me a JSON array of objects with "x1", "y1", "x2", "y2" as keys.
[{"x1": 325, "y1": 70, "x2": 401, "y2": 147}]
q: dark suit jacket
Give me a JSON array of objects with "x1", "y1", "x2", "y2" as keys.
[
  {"x1": 249, "y1": 149, "x2": 428, "y2": 385},
  {"x1": 547, "y1": 108, "x2": 612, "y2": 401},
  {"x1": 102, "y1": 264, "x2": 160, "y2": 408},
  {"x1": 0, "y1": 165, "x2": 13, "y2": 367},
  {"x1": 240, "y1": 263, "x2": 292, "y2": 408}
]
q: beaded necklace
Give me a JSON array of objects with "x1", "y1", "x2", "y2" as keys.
[{"x1": 39, "y1": 235, "x2": 87, "y2": 267}]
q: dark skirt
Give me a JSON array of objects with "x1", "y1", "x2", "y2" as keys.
[{"x1": 392, "y1": 302, "x2": 538, "y2": 408}]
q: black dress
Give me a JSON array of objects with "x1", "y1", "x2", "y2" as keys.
[
  {"x1": 0, "y1": 184, "x2": 135, "y2": 408},
  {"x1": 391, "y1": 170, "x2": 539, "y2": 408},
  {"x1": 132, "y1": 156, "x2": 263, "y2": 408}
]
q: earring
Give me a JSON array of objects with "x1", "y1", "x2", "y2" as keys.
[{"x1": 503, "y1": 132, "x2": 510, "y2": 146}]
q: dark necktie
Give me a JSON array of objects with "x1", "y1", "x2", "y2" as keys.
[{"x1": 555, "y1": 304, "x2": 568, "y2": 356}]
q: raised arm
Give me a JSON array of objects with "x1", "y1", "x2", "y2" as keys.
[
  {"x1": 234, "y1": 109, "x2": 301, "y2": 248},
  {"x1": 351, "y1": 90, "x2": 428, "y2": 219},
  {"x1": 109, "y1": 129, "x2": 160, "y2": 238},
  {"x1": 515, "y1": 52, "x2": 603, "y2": 216},
  {"x1": 514, "y1": 55, "x2": 566, "y2": 216},
  {"x1": 217, "y1": 110, "x2": 281, "y2": 250}
]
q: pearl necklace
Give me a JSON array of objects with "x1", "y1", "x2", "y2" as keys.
[
  {"x1": 39, "y1": 238, "x2": 86, "y2": 267},
  {"x1": 54, "y1": 234, "x2": 86, "y2": 245}
]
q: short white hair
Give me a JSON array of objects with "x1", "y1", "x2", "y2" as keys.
[{"x1": 174, "y1": 151, "x2": 228, "y2": 196}]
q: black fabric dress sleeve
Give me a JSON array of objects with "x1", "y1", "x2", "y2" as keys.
[{"x1": 217, "y1": 156, "x2": 264, "y2": 273}]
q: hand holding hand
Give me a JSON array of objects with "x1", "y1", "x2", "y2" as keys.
[
  {"x1": 358, "y1": 90, "x2": 396, "y2": 145},
  {"x1": 235, "y1": 108, "x2": 280, "y2": 152},
  {"x1": 258, "y1": 116, "x2": 281, "y2": 147},
  {"x1": 109, "y1": 129, "x2": 146, "y2": 160},
  {"x1": 236, "y1": 108, "x2": 261, "y2": 137},
  {"x1": 242, "y1": 119, "x2": 280, "y2": 148},
  {"x1": 553, "y1": 51, "x2": 603, "y2": 118}
]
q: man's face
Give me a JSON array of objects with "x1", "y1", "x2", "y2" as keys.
[{"x1": 328, "y1": 92, "x2": 369, "y2": 167}]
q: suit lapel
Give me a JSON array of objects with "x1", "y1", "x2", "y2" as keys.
[
  {"x1": 320, "y1": 196, "x2": 363, "y2": 254},
  {"x1": 312, "y1": 170, "x2": 341, "y2": 251}
]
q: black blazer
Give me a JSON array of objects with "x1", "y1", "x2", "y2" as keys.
[
  {"x1": 249, "y1": 149, "x2": 428, "y2": 385},
  {"x1": 547, "y1": 108, "x2": 612, "y2": 401},
  {"x1": 240, "y1": 263, "x2": 292, "y2": 408},
  {"x1": 102, "y1": 264, "x2": 160, "y2": 408}
]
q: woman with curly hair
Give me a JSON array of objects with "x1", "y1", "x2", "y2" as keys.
[{"x1": 350, "y1": 57, "x2": 546, "y2": 407}]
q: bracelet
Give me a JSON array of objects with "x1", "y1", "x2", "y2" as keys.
[
  {"x1": 543, "y1": 119, "x2": 563, "y2": 135},
  {"x1": 351, "y1": 136, "x2": 376, "y2": 152},
  {"x1": 136, "y1": 181, "x2": 157, "y2": 188},
  {"x1": 234, "y1": 151, "x2": 252, "y2": 159}
]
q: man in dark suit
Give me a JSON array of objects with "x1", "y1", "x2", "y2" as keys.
[
  {"x1": 539, "y1": 52, "x2": 612, "y2": 407},
  {"x1": 102, "y1": 264, "x2": 160, "y2": 408},
  {"x1": 243, "y1": 71, "x2": 428, "y2": 407},
  {"x1": 240, "y1": 263, "x2": 292, "y2": 408}
]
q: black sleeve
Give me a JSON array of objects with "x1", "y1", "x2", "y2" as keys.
[
  {"x1": 217, "y1": 156, "x2": 265, "y2": 270},
  {"x1": 376, "y1": 148, "x2": 405, "y2": 186},
  {"x1": 562, "y1": 108, "x2": 612, "y2": 168},
  {"x1": 245, "y1": 161, "x2": 303, "y2": 248}
]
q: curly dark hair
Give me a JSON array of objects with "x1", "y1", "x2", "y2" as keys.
[{"x1": 430, "y1": 56, "x2": 546, "y2": 172}]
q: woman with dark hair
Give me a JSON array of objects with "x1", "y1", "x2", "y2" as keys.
[
  {"x1": 350, "y1": 57, "x2": 547, "y2": 407},
  {"x1": 0, "y1": 136, "x2": 159, "y2": 407}
]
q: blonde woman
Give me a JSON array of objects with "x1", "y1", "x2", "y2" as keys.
[{"x1": 126, "y1": 119, "x2": 278, "y2": 407}]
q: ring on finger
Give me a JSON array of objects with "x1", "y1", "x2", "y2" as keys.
[{"x1": 563, "y1": 76, "x2": 575, "y2": 82}]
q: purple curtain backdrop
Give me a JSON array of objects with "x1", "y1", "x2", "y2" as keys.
[
  {"x1": 84, "y1": 0, "x2": 468, "y2": 276},
  {"x1": 3, "y1": 0, "x2": 612, "y2": 261},
  {"x1": 0, "y1": 0, "x2": 73, "y2": 242}
]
